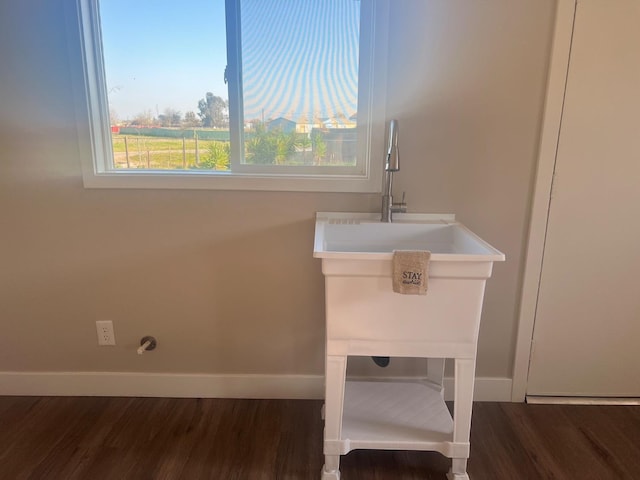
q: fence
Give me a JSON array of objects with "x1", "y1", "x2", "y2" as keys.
[
  {"x1": 111, "y1": 134, "x2": 229, "y2": 170},
  {"x1": 118, "y1": 127, "x2": 230, "y2": 141}
]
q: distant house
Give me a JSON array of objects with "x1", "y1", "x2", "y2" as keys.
[
  {"x1": 321, "y1": 116, "x2": 356, "y2": 129},
  {"x1": 320, "y1": 117, "x2": 336, "y2": 128},
  {"x1": 267, "y1": 117, "x2": 296, "y2": 134},
  {"x1": 296, "y1": 119, "x2": 322, "y2": 135}
]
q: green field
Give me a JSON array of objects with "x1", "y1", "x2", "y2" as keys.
[
  {"x1": 111, "y1": 134, "x2": 229, "y2": 170},
  {"x1": 111, "y1": 129, "x2": 355, "y2": 169}
]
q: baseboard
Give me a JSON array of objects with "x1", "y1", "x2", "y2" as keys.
[
  {"x1": 0, "y1": 372, "x2": 324, "y2": 399},
  {"x1": 0, "y1": 372, "x2": 512, "y2": 401},
  {"x1": 527, "y1": 395, "x2": 640, "y2": 405},
  {"x1": 447, "y1": 376, "x2": 513, "y2": 402}
]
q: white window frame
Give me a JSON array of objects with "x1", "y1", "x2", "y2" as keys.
[{"x1": 68, "y1": 0, "x2": 389, "y2": 192}]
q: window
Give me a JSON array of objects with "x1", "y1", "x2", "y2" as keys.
[{"x1": 72, "y1": 0, "x2": 389, "y2": 191}]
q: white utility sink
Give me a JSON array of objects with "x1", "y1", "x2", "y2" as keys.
[{"x1": 314, "y1": 212, "x2": 505, "y2": 480}]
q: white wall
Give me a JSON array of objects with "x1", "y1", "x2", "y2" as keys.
[{"x1": 0, "y1": 0, "x2": 555, "y2": 396}]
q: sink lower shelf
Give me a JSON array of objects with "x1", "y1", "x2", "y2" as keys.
[{"x1": 339, "y1": 380, "x2": 454, "y2": 454}]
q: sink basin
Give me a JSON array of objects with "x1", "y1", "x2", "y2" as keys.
[
  {"x1": 313, "y1": 211, "x2": 505, "y2": 348},
  {"x1": 314, "y1": 212, "x2": 505, "y2": 262}
]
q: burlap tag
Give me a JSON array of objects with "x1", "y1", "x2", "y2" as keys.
[{"x1": 392, "y1": 250, "x2": 430, "y2": 295}]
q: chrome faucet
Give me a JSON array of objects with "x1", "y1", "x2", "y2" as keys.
[{"x1": 381, "y1": 119, "x2": 407, "y2": 222}]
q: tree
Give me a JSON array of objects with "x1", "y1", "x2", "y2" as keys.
[
  {"x1": 170, "y1": 110, "x2": 181, "y2": 127},
  {"x1": 312, "y1": 131, "x2": 327, "y2": 163},
  {"x1": 244, "y1": 124, "x2": 300, "y2": 165},
  {"x1": 245, "y1": 123, "x2": 278, "y2": 164},
  {"x1": 131, "y1": 110, "x2": 154, "y2": 126},
  {"x1": 183, "y1": 111, "x2": 200, "y2": 128},
  {"x1": 274, "y1": 130, "x2": 297, "y2": 164},
  {"x1": 108, "y1": 108, "x2": 119, "y2": 126},
  {"x1": 158, "y1": 108, "x2": 181, "y2": 127},
  {"x1": 197, "y1": 92, "x2": 228, "y2": 128},
  {"x1": 296, "y1": 134, "x2": 312, "y2": 164},
  {"x1": 198, "y1": 141, "x2": 230, "y2": 170}
]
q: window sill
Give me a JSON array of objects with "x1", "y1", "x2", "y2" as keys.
[{"x1": 81, "y1": 168, "x2": 382, "y2": 193}]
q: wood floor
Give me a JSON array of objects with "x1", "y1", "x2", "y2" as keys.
[{"x1": 1, "y1": 396, "x2": 639, "y2": 479}]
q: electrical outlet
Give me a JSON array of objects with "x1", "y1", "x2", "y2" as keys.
[{"x1": 96, "y1": 320, "x2": 116, "y2": 346}]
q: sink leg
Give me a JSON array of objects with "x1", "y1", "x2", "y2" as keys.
[
  {"x1": 448, "y1": 357, "x2": 475, "y2": 480},
  {"x1": 322, "y1": 355, "x2": 347, "y2": 480},
  {"x1": 446, "y1": 466, "x2": 470, "y2": 480},
  {"x1": 321, "y1": 456, "x2": 341, "y2": 480}
]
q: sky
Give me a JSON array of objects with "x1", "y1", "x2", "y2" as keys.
[
  {"x1": 101, "y1": 0, "x2": 229, "y2": 121},
  {"x1": 100, "y1": 0, "x2": 360, "y2": 123}
]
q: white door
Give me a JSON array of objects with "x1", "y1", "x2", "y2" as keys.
[{"x1": 527, "y1": 0, "x2": 640, "y2": 397}]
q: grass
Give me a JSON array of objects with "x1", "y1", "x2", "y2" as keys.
[
  {"x1": 110, "y1": 133, "x2": 356, "y2": 169},
  {"x1": 111, "y1": 134, "x2": 227, "y2": 170}
]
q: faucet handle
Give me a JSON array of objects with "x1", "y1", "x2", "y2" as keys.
[{"x1": 392, "y1": 191, "x2": 408, "y2": 214}]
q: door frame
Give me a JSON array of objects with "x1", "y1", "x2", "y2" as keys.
[{"x1": 511, "y1": 0, "x2": 577, "y2": 402}]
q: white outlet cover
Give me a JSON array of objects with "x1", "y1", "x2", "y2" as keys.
[{"x1": 96, "y1": 320, "x2": 116, "y2": 346}]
